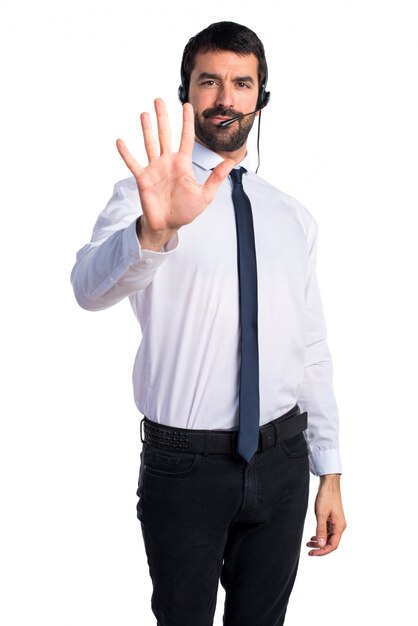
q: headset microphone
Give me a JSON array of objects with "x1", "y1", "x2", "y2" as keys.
[{"x1": 218, "y1": 108, "x2": 262, "y2": 128}]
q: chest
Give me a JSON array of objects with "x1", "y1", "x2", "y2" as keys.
[{"x1": 168, "y1": 183, "x2": 309, "y2": 288}]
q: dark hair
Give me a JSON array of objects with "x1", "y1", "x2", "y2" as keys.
[{"x1": 179, "y1": 21, "x2": 268, "y2": 104}]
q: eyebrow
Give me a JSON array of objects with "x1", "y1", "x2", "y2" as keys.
[{"x1": 196, "y1": 72, "x2": 255, "y2": 85}]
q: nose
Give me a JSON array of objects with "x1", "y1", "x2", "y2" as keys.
[{"x1": 215, "y1": 83, "x2": 234, "y2": 110}]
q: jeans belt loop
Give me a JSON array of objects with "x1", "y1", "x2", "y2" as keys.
[
  {"x1": 274, "y1": 421, "x2": 280, "y2": 447},
  {"x1": 203, "y1": 432, "x2": 210, "y2": 458},
  {"x1": 231, "y1": 431, "x2": 240, "y2": 458}
]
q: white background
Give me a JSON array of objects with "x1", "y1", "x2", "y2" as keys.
[{"x1": 1, "y1": 0, "x2": 417, "y2": 624}]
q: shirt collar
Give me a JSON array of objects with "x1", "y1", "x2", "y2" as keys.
[{"x1": 192, "y1": 141, "x2": 252, "y2": 172}]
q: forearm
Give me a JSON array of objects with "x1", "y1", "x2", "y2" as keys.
[{"x1": 71, "y1": 217, "x2": 179, "y2": 311}]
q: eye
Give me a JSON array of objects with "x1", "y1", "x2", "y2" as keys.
[
  {"x1": 236, "y1": 82, "x2": 250, "y2": 89},
  {"x1": 201, "y1": 80, "x2": 217, "y2": 87}
]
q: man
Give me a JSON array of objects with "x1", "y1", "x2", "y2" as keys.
[{"x1": 71, "y1": 21, "x2": 346, "y2": 626}]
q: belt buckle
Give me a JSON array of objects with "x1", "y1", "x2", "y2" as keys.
[{"x1": 140, "y1": 417, "x2": 145, "y2": 443}]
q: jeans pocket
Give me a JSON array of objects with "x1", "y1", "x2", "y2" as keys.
[
  {"x1": 279, "y1": 432, "x2": 309, "y2": 459},
  {"x1": 143, "y1": 446, "x2": 200, "y2": 477}
]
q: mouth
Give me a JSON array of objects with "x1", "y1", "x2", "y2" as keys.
[{"x1": 208, "y1": 116, "x2": 234, "y2": 126}]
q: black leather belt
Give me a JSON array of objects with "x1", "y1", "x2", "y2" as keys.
[{"x1": 140, "y1": 404, "x2": 307, "y2": 456}]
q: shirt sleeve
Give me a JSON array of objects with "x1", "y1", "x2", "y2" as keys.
[
  {"x1": 70, "y1": 178, "x2": 179, "y2": 311},
  {"x1": 298, "y1": 223, "x2": 343, "y2": 476}
]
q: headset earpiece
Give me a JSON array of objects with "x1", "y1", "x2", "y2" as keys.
[
  {"x1": 178, "y1": 84, "x2": 187, "y2": 104},
  {"x1": 257, "y1": 64, "x2": 270, "y2": 110},
  {"x1": 178, "y1": 65, "x2": 188, "y2": 104},
  {"x1": 259, "y1": 85, "x2": 271, "y2": 109}
]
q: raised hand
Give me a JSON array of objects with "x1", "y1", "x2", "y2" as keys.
[{"x1": 116, "y1": 98, "x2": 236, "y2": 251}]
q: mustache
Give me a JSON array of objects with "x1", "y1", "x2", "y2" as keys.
[{"x1": 202, "y1": 106, "x2": 243, "y2": 120}]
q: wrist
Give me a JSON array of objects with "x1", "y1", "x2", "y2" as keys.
[
  {"x1": 136, "y1": 215, "x2": 177, "y2": 252},
  {"x1": 319, "y1": 473, "x2": 341, "y2": 490}
]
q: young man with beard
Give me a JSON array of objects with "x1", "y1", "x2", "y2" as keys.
[{"x1": 71, "y1": 21, "x2": 346, "y2": 626}]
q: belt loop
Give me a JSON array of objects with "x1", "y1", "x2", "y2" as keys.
[
  {"x1": 203, "y1": 432, "x2": 210, "y2": 458},
  {"x1": 274, "y1": 421, "x2": 280, "y2": 447},
  {"x1": 231, "y1": 432, "x2": 240, "y2": 458}
]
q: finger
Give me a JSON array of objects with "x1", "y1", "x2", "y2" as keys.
[
  {"x1": 308, "y1": 541, "x2": 336, "y2": 556},
  {"x1": 116, "y1": 139, "x2": 144, "y2": 177},
  {"x1": 140, "y1": 112, "x2": 159, "y2": 162},
  {"x1": 202, "y1": 157, "x2": 237, "y2": 204},
  {"x1": 309, "y1": 546, "x2": 333, "y2": 556},
  {"x1": 179, "y1": 103, "x2": 195, "y2": 155},
  {"x1": 308, "y1": 537, "x2": 332, "y2": 556},
  {"x1": 307, "y1": 530, "x2": 342, "y2": 556},
  {"x1": 315, "y1": 515, "x2": 329, "y2": 549},
  {"x1": 311, "y1": 535, "x2": 324, "y2": 545},
  {"x1": 306, "y1": 535, "x2": 319, "y2": 548},
  {"x1": 154, "y1": 98, "x2": 172, "y2": 155}
]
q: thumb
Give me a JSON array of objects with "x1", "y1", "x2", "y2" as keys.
[
  {"x1": 202, "y1": 158, "x2": 236, "y2": 204},
  {"x1": 316, "y1": 515, "x2": 328, "y2": 548}
]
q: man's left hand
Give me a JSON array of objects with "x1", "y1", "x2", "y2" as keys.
[{"x1": 307, "y1": 473, "x2": 347, "y2": 556}]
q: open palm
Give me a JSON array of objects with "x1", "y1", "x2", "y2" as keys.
[{"x1": 116, "y1": 99, "x2": 236, "y2": 240}]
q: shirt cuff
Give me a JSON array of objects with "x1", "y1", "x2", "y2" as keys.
[
  {"x1": 308, "y1": 447, "x2": 342, "y2": 476},
  {"x1": 122, "y1": 218, "x2": 180, "y2": 266}
]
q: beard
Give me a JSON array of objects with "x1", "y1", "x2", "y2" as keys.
[{"x1": 194, "y1": 106, "x2": 256, "y2": 152}]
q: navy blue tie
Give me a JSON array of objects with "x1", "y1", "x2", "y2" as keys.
[{"x1": 230, "y1": 167, "x2": 260, "y2": 462}]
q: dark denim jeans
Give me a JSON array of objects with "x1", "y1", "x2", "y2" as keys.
[{"x1": 136, "y1": 428, "x2": 309, "y2": 626}]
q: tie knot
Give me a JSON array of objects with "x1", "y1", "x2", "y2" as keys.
[{"x1": 230, "y1": 166, "x2": 247, "y2": 186}]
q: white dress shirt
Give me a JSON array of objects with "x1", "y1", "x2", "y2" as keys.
[{"x1": 71, "y1": 141, "x2": 342, "y2": 476}]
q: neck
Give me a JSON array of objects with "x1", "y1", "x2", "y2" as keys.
[{"x1": 195, "y1": 137, "x2": 247, "y2": 164}]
